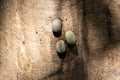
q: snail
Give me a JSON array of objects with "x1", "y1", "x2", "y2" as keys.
[
  {"x1": 56, "y1": 40, "x2": 66, "y2": 54},
  {"x1": 52, "y1": 18, "x2": 62, "y2": 33},
  {"x1": 65, "y1": 30, "x2": 76, "y2": 46}
]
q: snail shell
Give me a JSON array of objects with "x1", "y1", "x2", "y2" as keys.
[
  {"x1": 65, "y1": 30, "x2": 76, "y2": 45},
  {"x1": 56, "y1": 40, "x2": 66, "y2": 54},
  {"x1": 52, "y1": 18, "x2": 62, "y2": 32}
]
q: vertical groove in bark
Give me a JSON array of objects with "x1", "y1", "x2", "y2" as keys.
[
  {"x1": 82, "y1": 0, "x2": 89, "y2": 55},
  {"x1": 104, "y1": 5, "x2": 112, "y2": 44}
]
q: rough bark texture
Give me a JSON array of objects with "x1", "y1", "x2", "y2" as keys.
[{"x1": 0, "y1": 0, "x2": 120, "y2": 80}]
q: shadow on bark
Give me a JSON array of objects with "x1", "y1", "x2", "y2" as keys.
[
  {"x1": 70, "y1": 0, "x2": 88, "y2": 80},
  {"x1": 0, "y1": 0, "x2": 6, "y2": 31},
  {"x1": 82, "y1": 0, "x2": 113, "y2": 54},
  {"x1": 53, "y1": 31, "x2": 62, "y2": 37},
  {"x1": 57, "y1": 51, "x2": 66, "y2": 59},
  {"x1": 70, "y1": 0, "x2": 113, "y2": 80}
]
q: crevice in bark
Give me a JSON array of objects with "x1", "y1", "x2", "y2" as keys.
[
  {"x1": 82, "y1": 0, "x2": 89, "y2": 55},
  {"x1": 0, "y1": 0, "x2": 7, "y2": 31},
  {"x1": 81, "y1": 0, "x2": 89, "y2": 80},
  {"x1": 104, "y1": 5, "x2": 112, "y2": 43},
  {"x1": 69, "y1": 0, "x2": 88, "y2": 80},
  {"x1": 0, "y1": 0, "x2": 5, "y2": 66}
]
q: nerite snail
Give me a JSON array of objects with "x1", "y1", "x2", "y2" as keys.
[
  {"x1": 56, "y1": 40, "x2": 66, "y2": 54},
  {"x1": 52, "y1": 18, "x2": 62, "y2": 37},
  {"x1": 65, "y1": 30, "x2": 76, "y2": 46}
]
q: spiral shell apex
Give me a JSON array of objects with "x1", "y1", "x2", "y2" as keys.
[
  {"x1": 52, "y1": 18, "x2": 62, "y2": 32},
  {"x1": 56, "y1": 40, "x2": 66, "y2": 54},
  {"x1": 65, "y1": 30, "x2": 76, "y2": 45}
]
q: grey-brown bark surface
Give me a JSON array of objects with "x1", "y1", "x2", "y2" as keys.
[{"x1": 0, "y1": 0, "x2": 120, "y2": 80}]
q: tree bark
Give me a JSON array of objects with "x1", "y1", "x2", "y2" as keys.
[{"x1": 0, "y1": 0, "x2": 120, "y2": 80}]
